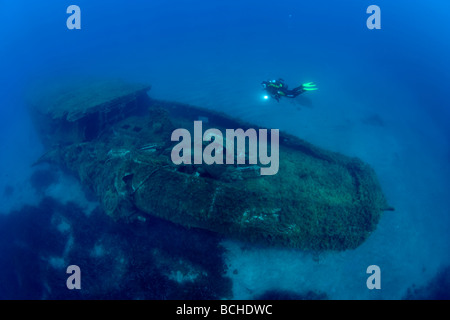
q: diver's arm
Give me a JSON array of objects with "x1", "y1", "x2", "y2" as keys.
[{"x1": 273, "y1": 94, "x2": 280, "y2": 102}]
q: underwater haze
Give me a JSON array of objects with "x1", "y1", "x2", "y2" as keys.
[{"x1": 0, "y1": 0, "x2": 449, "y2": 300}]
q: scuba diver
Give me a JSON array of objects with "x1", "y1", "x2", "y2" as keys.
[{"x1": 261, "y1": 78, "x2": 317, "y2": 102}]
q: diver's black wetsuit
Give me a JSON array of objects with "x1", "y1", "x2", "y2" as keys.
[{"x1": 262, "y1": 79, "x2": 305, "y2": 102}]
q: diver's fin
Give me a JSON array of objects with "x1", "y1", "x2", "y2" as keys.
[{"x1": 302, "y1": 82, "x2": 318, "y2": 91}]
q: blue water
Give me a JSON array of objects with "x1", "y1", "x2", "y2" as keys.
[{"x1": 0, "y1": 0, "x2": 449, "y2": 299}]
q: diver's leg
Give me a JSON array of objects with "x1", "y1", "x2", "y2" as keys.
[
  {"x1": 286, "y1": 88, "x2": 304, "y2": 98},
  {"x1": 293, "y1": 86, "x2": 306, "y2": 95}
]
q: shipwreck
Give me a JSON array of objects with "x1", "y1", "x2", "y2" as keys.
[{"x1": 29, "y1": 79, "x2": 392, "y2": 251}]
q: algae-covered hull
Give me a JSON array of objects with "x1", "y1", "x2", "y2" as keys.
[{"x1": 30, "y1": 80, "x2": 391, "y2": 251}]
